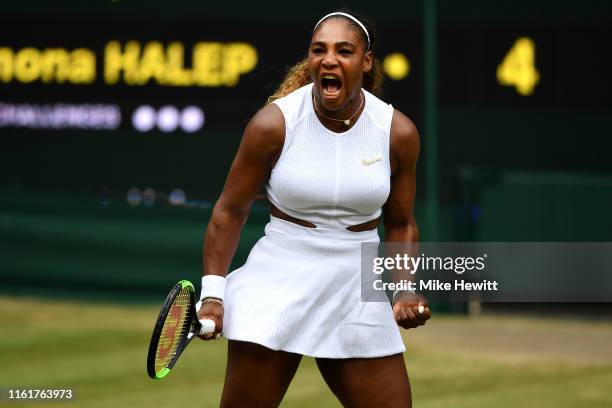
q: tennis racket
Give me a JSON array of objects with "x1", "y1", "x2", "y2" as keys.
[{"x1": 147, "y1": 280, "x2": 216, "y2": 379}]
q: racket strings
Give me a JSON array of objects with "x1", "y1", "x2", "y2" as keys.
[{"x1": 155, "y1": 287, "x2": 191, "y2": 373}]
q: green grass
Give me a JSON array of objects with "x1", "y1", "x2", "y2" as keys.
[{"x1": 1, "y1": 297, "x2": 612, "y2": 407}]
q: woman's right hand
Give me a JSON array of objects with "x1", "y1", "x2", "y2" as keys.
[{"x1": 197, "y1": 300, "x2": 224, "y2": 340}]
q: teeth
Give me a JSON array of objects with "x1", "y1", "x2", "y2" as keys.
[{"x1": 322, "y1": 75, "x2": 338, "y2": 79}]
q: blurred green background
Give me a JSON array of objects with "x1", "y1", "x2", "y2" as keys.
[{"x1": 1, "y1": 0, "x2": 611, "y2": 406}]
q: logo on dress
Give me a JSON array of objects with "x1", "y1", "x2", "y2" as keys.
[{"x1": 362, "y1": 156, "x2": 382, "y2": 166}]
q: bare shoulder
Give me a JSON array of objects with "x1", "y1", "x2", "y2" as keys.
[
  {"x1": 390, "y1": 109, "x2": 420, "y2": 170},
  {"x1": 240, "y1": 102, "x2": 285, "y2": 159},
  {"x1": 245, "y1": 102, "x2": 285, "y2": 141},
  {"x1": 391, "y1": 109, "x2": 419, "y2": 150}
]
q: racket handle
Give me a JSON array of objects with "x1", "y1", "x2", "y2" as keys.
[{"x1": 199, "y1": 319, "x2": 216, "y2": 335}]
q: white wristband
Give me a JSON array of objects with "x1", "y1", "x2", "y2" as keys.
[{"x1": 200, "y1": 275, "x2": 226, "y2": 301}]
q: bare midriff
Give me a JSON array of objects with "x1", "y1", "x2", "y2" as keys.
[{"x1": 270, "y1": 203, "x2": 379, "y2": 232}]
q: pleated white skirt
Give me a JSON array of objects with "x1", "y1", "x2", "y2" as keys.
[{"x1": 221, "y1": 215, "x2": 406, "y2": 358}]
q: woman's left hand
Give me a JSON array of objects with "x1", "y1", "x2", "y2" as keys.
[{"x1": 393, "y1": 294, "x2": 431, "y2": 329}]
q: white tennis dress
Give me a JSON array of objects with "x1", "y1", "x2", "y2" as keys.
[{"x1": 221, "y1": 83, "x2": 406, "y2": 358}]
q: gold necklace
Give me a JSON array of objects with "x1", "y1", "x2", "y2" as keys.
[{"x1": 312, "y1": 91, "x2": 364, "y2": 126}]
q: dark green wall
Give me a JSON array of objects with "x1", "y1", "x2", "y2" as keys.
[{"x1": 2, "y1": 1, "x2": 611, "y2": 22}]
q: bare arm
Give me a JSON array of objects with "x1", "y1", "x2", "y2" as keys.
[
  {"x1": 197, "y1": 103, "x2": 284, "y2": 340},
  {"x1": 384, "y1": 109, "x2": 431, "y2": 329},
  {"x1": 204, "y1": 103, "x2": 285, "y2": 277},
  {"x1": 383, "y1": 109, "x2": 420, "y2": 244}
]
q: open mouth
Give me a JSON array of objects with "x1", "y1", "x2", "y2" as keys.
[{"x1": 321, "y1": 75, "x2": 342, "y2": 98}]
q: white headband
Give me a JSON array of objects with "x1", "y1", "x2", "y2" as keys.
[{"x1": 314, "y1": 12, "x2": 370, "y2": 50}]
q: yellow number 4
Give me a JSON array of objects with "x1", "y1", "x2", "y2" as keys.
[{"x1": 496, "y1": 37, "x2": 539, "y2": 96}]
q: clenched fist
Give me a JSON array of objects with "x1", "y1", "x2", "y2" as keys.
[
  {"x1": 197, "y1": 299, "x2": 224, "y2": 340},
  {"x1": 392, "y1": 293, "x2": 431, "y2": 329}
]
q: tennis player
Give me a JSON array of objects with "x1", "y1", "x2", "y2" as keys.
[{"x1": 197, "y1": 10, "x2": 431, "y2": 407}]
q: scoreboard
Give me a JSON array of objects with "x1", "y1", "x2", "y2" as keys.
[{"x1": 1, "y1": 3, "x2": 611, "y2": 199}]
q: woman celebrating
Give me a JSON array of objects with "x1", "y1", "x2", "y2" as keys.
[{"x1": 197, "y1": 10, "x2": 431, "y2": 407}]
